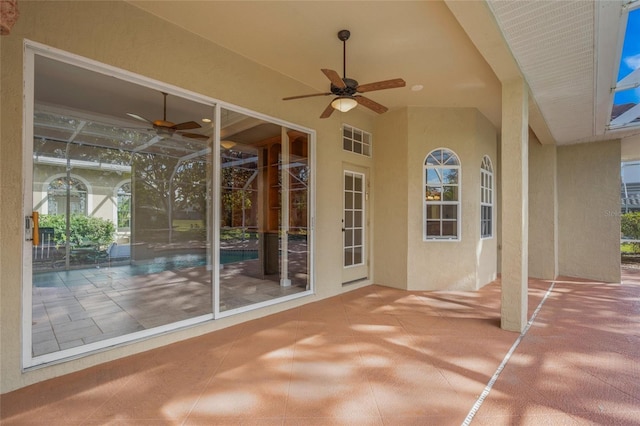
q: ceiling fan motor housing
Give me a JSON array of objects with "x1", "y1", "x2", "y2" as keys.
[
  {"x1": 337, "y1": 29, "x2": 350, "y2": 41},
  {"x1": 331, "y1": 78, "x2": 358, "y2": 96},
  {"x1": 153, "y1": 119, "x2": 176, "y2": 128}
]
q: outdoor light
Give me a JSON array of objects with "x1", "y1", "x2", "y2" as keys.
[{"x1": 331, "y1": 96, "x2": 358, "y2": 112}]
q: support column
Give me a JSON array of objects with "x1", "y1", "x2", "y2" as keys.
[{"x1": 501, "y1": 78, "x2": 528, "y2": 332}]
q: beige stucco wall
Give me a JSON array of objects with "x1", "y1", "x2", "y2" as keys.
[
  {"x1": 372, "y1": 109, "x2": 409, "y2": 289},
  {"x1": 0, "y1": 1, "x2": 377, "y2": 393},
  {"x1": 528, "y1": 134, "x2": 558, "y2": 280},
  {"x1": 406, "y1": 108, "x2": 497, "y2": 290},
  {"x1": 374, "y1": 107, "x2": 497, "y2": 291},
  {"x1": 32, "y1": 165, "x2": 128, "y2": 223},
  {"x1": 557, "y1": 140, "x2": 621, "y2": 283}
]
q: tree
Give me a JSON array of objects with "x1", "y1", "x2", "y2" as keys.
[{"x1": 621, "y1": 212, "x2": 640, "y2": 253}]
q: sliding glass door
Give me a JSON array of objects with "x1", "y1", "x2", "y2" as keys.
[
  {"x1": 217, "y1": 109, "x2": 310, "y2": 313},
  {"x1": 30, "y1": 55, "x2": 215, "y2": 359},
  {"x1": 26, "y1": 46, "x2": 313, "y2": 366}
]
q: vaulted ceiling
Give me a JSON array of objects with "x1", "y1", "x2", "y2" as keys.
[{"x1": 60, "y1": 1, "x2": 634, "y2": 147}]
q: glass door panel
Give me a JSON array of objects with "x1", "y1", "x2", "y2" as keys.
[
  {"x1": 218, "y1": 109, "x2": 309, "y2": 311},
  {"x1": 342, "y1": 167, "x2": 369, "y2": 284},
  {"x1": 287, "y1": 132, "x2": 310, "y2": 290},
  {"x1": 31, "y1": 54, "x2": 214, "y2": 358}
]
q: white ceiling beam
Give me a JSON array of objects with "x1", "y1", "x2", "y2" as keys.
[
  {"x1": 615, "y1": 67, "x2": 640, "y2": 92},
  {"x1": 610, "y1": 102, "x2": 640, "y2": 127}
]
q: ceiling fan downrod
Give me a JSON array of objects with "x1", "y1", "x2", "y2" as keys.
[
  {"x1": 338, "y1": 29, "x2": 350, "y2": 79},
  {"x1": 161, "y1": 92, "x2": 168, "y2": 121}
]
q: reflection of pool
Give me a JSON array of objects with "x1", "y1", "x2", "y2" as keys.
[
  {"x1": 33, "y1": 250, "x2": 261, "y2": 287},
  {"x1": 221, "y1": 250, "x2": 259, "y2": 264},
  {"x1": 130, "y1": 250, "x2": 259, "y2": 275}
]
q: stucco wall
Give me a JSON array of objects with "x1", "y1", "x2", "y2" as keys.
[
  {"x1": 528, "y1": 134, "x2": 558, "y2": 280},
  {"x1": 405, "y1": 107, "x2": 497, "y2": 291},
  {"x1": 373, "y1": 109, "x2": 409, "y2": 289},
  {"x1": 373, "y1": 107, "x2": 497, "y2": 291},
  {"x1": 557, "y1": 140, "x2": 621, "y2": 283},
  {"x1": 1, "y1": 1, "x2": 377, "y2": 393}
]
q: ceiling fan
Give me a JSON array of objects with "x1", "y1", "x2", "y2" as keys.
[
  {"x1": 283, "y1": 29, "x2": 406, "y2": 118},
  {"x1": 126, "y1": 92, "x2": 208, "y2": 140}
]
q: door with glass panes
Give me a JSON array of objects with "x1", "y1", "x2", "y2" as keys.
[{"x1": 342, "y1": 166, "x2": 369, "y2": 284}]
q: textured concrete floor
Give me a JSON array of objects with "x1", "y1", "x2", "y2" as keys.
[{"x1": 2, "y1": 270, "x2": 639, "y2": 425}]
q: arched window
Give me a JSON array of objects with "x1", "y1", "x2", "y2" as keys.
[
  {"x1": 47, "y1": 176, "x2": 87, "y2": 215},
  {"x1": 424, "y1": 149, "x2": 461, "y2": 240},
  {"x1": 481, "y1": 156, "x2": 494, "y2": 238},
  {"x1": 116, "y1": 181, "x2": 131, "y2": 229}
]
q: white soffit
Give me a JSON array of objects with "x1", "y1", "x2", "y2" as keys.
[{"x1": 488, "y1": 1, "x2": 597, "y2": 145}]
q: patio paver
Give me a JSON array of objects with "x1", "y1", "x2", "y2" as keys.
[{"x1": 2, "y1": 270, "x2": 639, "y2": 425}]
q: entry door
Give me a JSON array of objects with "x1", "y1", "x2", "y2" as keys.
[{"x1": 342, "y1": 167, "x2": 369, "y2": 284}]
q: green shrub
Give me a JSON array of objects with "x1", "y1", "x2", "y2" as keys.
[
  {"x1": 621, "y1": 212, "x2": 640, "y2": 253},
  {"x1": 39, "y1": 214, "x2": 115, "y2": 247}
]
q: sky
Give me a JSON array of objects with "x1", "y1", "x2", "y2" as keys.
[{"x1": 615, "y1": 7, "x2": 640, "y2": 105}]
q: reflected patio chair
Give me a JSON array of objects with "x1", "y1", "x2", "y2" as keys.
[
  {"x1": 92, "y1": 242, "x2": 131, "y2": 266},
  {"x1": 86, "y1": 242, "x2": 115, "y2": 265}
]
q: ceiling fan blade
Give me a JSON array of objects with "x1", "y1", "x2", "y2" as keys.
[
  {"x1": 321, "y1": 69, "x2": 346, "y2": 89},
  {"x1": 356, "y1": 96, "x2": 388, "y2": 114},
  {"x1": 180, "y1": 132, "x2": 209, "y2": 140},
  {"x1": 356, "y1": 78, "x2": 406, "y2": 93},
  {"x1": 320, "y1": 102, "x2": 335, "y2": 119},
  {"x1": 172, "y1": 121, "x2": 201, "y2": 131},
  {"x1": 126, "y1": 112, "x2": 153, "y2": 124},
  {"x1": 283, "y1": 92, "x2": 332, "y2": 101}
]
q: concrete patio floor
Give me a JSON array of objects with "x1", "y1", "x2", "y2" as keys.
[{"x1": 1, "y1": 269, "x2": 639, "y2": 425}]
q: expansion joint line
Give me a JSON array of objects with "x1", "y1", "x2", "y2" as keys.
[{"x1": 461, "y1": 281, "x2": 556, "y2": 426}]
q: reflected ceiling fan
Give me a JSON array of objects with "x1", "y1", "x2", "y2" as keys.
[
  {"x1": 283, "y1": 29, "x2": 406, "y2": 118},
  {"x1": 126, "y1": 92, "x2": 208, "y2": 140}
]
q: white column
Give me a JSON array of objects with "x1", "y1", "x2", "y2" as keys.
[{"x1": 501, "y1": 78, "x2": 528, "y2": 332}]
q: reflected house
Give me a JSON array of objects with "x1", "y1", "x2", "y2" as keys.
[{"x1": 622, "y1": 161, "x2": 640, "y2": 213}]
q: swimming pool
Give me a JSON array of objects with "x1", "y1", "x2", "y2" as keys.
[
  {"x1": 32, "y1": 250, "x2": 261, "y2": 285},
  {"x1": 129, "y1": 250, "x2": 259, "y2": 275}
]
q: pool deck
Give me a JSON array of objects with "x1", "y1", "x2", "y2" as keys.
[
  {"x1": 3, "y1": 268, "x2": 639, "y2": 425},
  {"x1": 31, "y1": 260, "x2": 306, "y2": 356}
]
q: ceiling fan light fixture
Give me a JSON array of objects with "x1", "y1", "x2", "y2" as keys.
[
  {"x1": 221, "y1": 140, "x2": 236, "y2": 149},
  {"x1": 331, "y1": 96, "x2": 358, "y2": 112}
]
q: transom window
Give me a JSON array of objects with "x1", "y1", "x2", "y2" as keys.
[
  {"x1": 424, "y1": 149, "x2": 461, "y2": 240},
  {"x1": 342, "y1": 124, "x2": 371, "y2": 156},
  {"x1": 480, "y1": 156, "x2": 494, "y2": 238}
]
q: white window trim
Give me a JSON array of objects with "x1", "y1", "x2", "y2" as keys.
[
  {"x1": 343, "y1": 170, "x2": 366, "y2": 269},
  {"x1": 342, "y1": 123, "x2": 372, "y2": 157},
  {"x1": 480, "y1": 155, "x2": 494, "y2": 240},
  {"x1": 423, "y1": 148, "x2": 461, "y2": 242},
  {"x1": 41, "y1": 173, "x2": 93, "y2": 216},
  {"x1": 114, "y1": 179, "x2": 131, "y2": 231}
]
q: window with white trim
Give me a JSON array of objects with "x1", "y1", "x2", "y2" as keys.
[
  {"x1": 47, "y1": 176, "x2": 87, "y2": 216},
  {"x1": 480, "y1": 155, "x2": 493, "y2": 238},
  {"x1": 424, "y1": 149, "x2": 461, "y2": 240},
  {"x1": 342, "y1": 124, "x2": 371, "y2": 156},
  {"x1": 116, "y1": 181, "x2": 131, "y2": 230}
]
